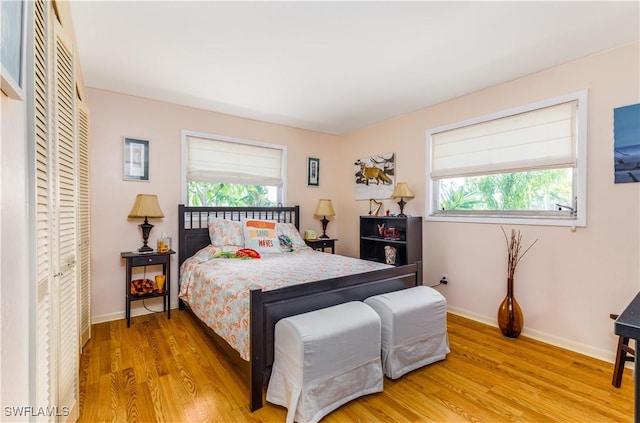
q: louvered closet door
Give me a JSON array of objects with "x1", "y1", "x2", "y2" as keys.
[
  {"x1": 32, "y1": 2, "x2": 86, "y2": 420},
  {"x1": 77, "y1": 100, "x2": 91, "y2": 347},
  {"x1": 33, "y1": 0, "x2": 56, "y2": 415},
  {"x1": 53, "y1": 21, "x2": 79, "y2": 422}
]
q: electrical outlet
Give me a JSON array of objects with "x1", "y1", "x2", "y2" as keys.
[{"x1": 440, "y1": 274, "x2": 448, "y2": 284}]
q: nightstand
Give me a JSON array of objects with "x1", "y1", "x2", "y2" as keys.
[
  {"x1": 305, "y1": 238, "x2": 338, "y2": 254},
  {"x1": 121, "y1": 250, "x2": 175, "y2": 327}
]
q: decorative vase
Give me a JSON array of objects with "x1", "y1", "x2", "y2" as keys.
[{"x1": 497, "y1": 277, "x2": 523, "y2": 338}]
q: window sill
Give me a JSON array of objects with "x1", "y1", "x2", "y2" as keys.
[{"x1": 426, "y1": 212, "x2": 585, "y2": 228}]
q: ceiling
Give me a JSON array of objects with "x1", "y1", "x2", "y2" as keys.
[{"x1": 69, "y1": 1, "x2": 639, "y2": 135}]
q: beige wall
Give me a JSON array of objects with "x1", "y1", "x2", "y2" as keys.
[
  {"x1": 336, "y1": 42, "x2": 640, "y2": 360},
  {"x1": 88, "y1": 42, "x2": 639, "y2": 361},
  {"x1": 86, "y1": 89, "x2": 338, "y2": 321},
  {"x1": 1, "y1": 91, "x2": 30, "y2": 414}
]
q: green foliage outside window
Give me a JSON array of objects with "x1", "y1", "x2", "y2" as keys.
[
  {"x1": 439, "y1": 168, "x2": 572, "y2": 211},
  {"x1": 188, "y1": 181, "x2": 276, "y2": 207}
]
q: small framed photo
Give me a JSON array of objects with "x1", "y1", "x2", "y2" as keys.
[
  {"x1": 307, "y1": 157, "x2": 320, "y2": 186},
  {"x1": 124, "y1": 138, "x2": 149, "y2": 182}
]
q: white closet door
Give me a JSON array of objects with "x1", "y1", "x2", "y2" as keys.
[
  {"x1": 33, "y1": 0, "x2": 55, "y2": 416},
  {"x1": 53, "y1": 21, "x2": 79, "y2": 422},
  {"x1": 77, "y1": 100, "x2": 91, "y2": 347},
  {"x1": 32, "y1": 2, "x2": 87, "y2": 421}
]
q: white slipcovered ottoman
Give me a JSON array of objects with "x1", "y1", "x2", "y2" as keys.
[
  {"x1": 266, "y1": 301, "x2": 383, "y2": 423},
  {"x1": 364, "y1": 286, "x2": 449, "y2": 379}
]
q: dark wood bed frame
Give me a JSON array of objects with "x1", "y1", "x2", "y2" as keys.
[{"x1": 178, "y1": 205, "x2": 422, "y2": 411}]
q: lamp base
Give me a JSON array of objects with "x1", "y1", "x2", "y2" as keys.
[
  {"x1": 138, "y1": 218, "x2": 154, "y2": 252},
  {"x1": 397, "y1": 198, "x2": 407, "y2": 217},
  {"x1": 319, "y1": 216, "x2": 330, "y2": 238}
]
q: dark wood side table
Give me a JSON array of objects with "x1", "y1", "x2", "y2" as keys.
[
  {"x1": 615, "y1": 291, "x2": 640, "y2": 422},
  {"x1": 121, "y1": 250, "x2": 175, "y2": 327},
  {"x1": 305, "y1": 238, "x2": 337, "y2": 254}
]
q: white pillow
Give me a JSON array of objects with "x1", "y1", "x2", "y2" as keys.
[
  {"x1": 242, "y1": 218, "x2": 282, "y2": 254},
  {"x1": 207, "y1": 218, "x2": 244, "y2": 247},
  {"x1": 276, "y1": 222, "x2": 307, "y2": 248}
]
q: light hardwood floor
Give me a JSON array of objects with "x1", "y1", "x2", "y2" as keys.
[{"x1": 79, "y1": 310, "x2": 634, "y2": 422}]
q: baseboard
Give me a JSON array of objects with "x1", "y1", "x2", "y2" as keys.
[
  {"x1": 91, "y1": 301, "x2": 180, "y2": 325},
  {"x1": 447, "y1": 306, "x2": 617, "y2": 365}
]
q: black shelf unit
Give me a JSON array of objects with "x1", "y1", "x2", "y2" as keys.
[{"x1": 360, "y1": 215, "x2": 422, "y2": 273}]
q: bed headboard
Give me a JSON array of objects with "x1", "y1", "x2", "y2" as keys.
[{"x1": 178, "y1": 204, "x2": 300, "y2": 268}]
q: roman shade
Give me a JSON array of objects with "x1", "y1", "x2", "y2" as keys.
[
  {"x1": 430, "y1": 100, "x2": 578, "y2": 179},
  {"x1": 186, "y1": 135, "x2": 284, "y2": 186}
]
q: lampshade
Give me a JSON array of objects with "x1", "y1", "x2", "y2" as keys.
[
  {"x1": 314, "y1": 199, "x2": 336, "y2": 217},
  {"x1": 314, "y1": 199, "x2": 335, "y2": 239},
  {"x1": 128, "y1": 194, "x2": 164, "y2": 252},
  {"x1": 128, "y1": 194, "x2": 165, "y2": 218},
  {"x1": 392, "y1": 183, "x2": 414, "y2": 199}
]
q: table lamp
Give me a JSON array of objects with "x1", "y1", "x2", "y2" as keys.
[
  {"x1": 128, "y1": 194, "x2": 165, "y2": 252},
  {"x1": 391, "y1": 183, "x2": 414, "y2": 217},
  {"x1": 314, "y1": 199, "x2": 335, "y2": 239}
]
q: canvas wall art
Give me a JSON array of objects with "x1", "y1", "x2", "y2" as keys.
[
  {"x1": 354, "y1": 152, "x2": 395, "y2": 200},
  {"x1": 614, "y1": 103, "x2": 640, "y2": 183}
]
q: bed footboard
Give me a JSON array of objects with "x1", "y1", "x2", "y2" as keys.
[
  {"x1": 178, "y1": 205, "x2": 422, "y2": 412},
  {"x1": 248, "y1": 261, "x2": 421, "y2": 411}
]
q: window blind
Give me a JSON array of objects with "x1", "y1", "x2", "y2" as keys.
[
  {"x1": 431, "y1": 101, "x2": 578, "y2": 179},
  {"x1": 186, "y1": 135, "x2": 284, "y2": 186}
]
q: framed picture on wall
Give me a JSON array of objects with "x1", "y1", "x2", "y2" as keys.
[
  {"x1": 614, "y1": 103, "x2": 640, "y2": 184},
  {"x1": 354, "y1": 152, "x2": 395, "y2": 200},
  {"x1": 0, "y1": 0, "x2": 26, "y2": 100},
  {"x1": 307, "y1": 157, "x2": 320, "y2": 186},
  {"x1": 124, "y1": 138, "x2": 150, "y2": 181}
]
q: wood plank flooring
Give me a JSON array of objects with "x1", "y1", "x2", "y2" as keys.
[{"x1": 79, "y1": 311, "x2": 634, "y2": 422}]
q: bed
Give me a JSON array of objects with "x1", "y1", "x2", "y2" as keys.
[{"x1": 178, "y1": 204, "x2": 422, "y2": 411}]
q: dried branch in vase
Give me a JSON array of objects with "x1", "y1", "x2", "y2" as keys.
[{"x1": 501, "y1": 226, "x2": 538, "y2": 280}]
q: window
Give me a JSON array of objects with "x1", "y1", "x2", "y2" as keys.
[
  {"x1": 181, "y1": 130, "x2": 287, "y2": 207},
  {"x1": 426, "y1": 91, "x2": 587, "y2": 227}
]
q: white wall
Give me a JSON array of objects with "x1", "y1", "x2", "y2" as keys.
[
  {"x1": 335, "y1": 42, "x2": 640, "y2": 361},
  {"x1": 86, "y1": 43, "x2": 639, "y2": 362},
  {"x1": 1, "y1": 77, "x2": 30, "y2": 417}
]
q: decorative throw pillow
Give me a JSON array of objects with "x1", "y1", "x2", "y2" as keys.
[
  {"x1": 242, "y1": 218, "x2": 282, "y2": 253},
  {"x1": 208, "y1": 218, "x2": 244, "y2": 247},
  {"x1": 276, "y1": 222, "x2": 307, "y2": 248}
]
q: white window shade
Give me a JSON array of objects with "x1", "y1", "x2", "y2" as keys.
[
  {"x1": 431, "y1": 101, "x2": 578, "y2": 179},
  {"x1": 187, "y1": 136, "x2": 284, "y2": 186}
]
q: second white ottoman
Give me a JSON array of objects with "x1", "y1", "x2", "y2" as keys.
[
  {"x1": 266, "y1": 301, "x2": 383, "y2": 423},
  {"x1": 365, "y1": 286, "x2": 449, "y2": 379}
]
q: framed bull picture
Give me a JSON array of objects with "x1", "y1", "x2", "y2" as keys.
[{"x1": 354, "y1": 152, "x2": 395, "y2": 200}]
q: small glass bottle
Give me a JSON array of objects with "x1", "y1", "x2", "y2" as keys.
[{"x1": 157, "y1": 233, "x2": 170, "y2": 252}]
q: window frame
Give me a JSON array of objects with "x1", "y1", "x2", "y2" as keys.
[
  {"x1": 181, "y1": 129, "x2": 287, "y2": 206},
  {"x1": 425, "y1": 90, "x2": 588, "y2": 227}
]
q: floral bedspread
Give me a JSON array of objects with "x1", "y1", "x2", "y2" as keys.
[{"x1": 178, "y1": 245, "x2": 391, "y2": 361}]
